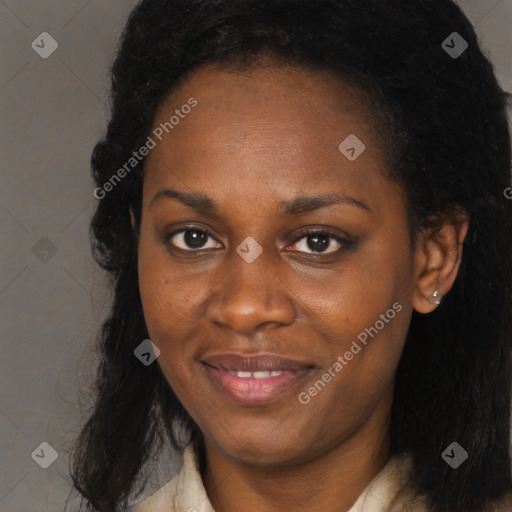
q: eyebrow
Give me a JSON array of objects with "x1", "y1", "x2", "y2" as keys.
[{"x1": 149, "y1": 188, "x2": 371, "y2": 215}]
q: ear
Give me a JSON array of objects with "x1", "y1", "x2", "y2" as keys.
[{"x1": 412, "y1": 208, "x2": 469, "y2": 314}]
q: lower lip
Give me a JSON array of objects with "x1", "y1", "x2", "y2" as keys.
[{"x1": 202, "y1": 364, "x2": 313, "y2": 406}]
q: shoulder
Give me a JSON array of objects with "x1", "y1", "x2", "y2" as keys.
[
  {"x1": 349, "y1": 454, "x2": 430, "y2": 512},
  {"x1": 126, "y1": 475, "x2": 178, "y2": 512},
  {"x1": 484, "y1": 491, "x2": 512, "y2": 512},
  {"x1": 126, "y1": 442, "x2": 213, "y2": 512},
  {"x1": 126, "y1": 475, "x2": 179, "y2": 512}
]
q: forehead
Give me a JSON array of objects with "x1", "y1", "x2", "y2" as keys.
[
  {"x1": 142, "y1": 64, "x2": 400, "y2": 219},
  {"x1": 149, "y1": 64, "x2": 379, "y2": 156}
]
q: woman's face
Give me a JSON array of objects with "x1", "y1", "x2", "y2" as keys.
[{"x1": 138, "y1": 64, "x2": 422, "y2": 465}]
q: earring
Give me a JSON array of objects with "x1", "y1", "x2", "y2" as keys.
[{"x1": 428, "y1": 290, "x2": 441, "y2": 305}]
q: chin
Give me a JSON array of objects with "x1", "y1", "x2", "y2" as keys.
[{"x1": 206, "y1": 423, "x2": 313, "y2": 466}]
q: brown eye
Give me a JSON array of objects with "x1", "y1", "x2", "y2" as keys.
[
  {"x1": 165, "y1": 227, "x2": 221, "y2": 251},
  {"x1": 288, "y1": 230, "x2": 354, "y2": 255}
]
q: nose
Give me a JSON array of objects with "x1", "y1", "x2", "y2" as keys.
[{"x1": 206, "y1": 247, "x2": 296, "y2": 334}]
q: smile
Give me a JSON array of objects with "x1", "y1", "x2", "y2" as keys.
[{"x1": 200, "y1": 353, "x2": 314, "y2": 405}]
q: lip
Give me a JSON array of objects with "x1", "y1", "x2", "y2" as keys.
[
  {"x1": 200, "y1": 353, "x2": 314, "y2": 405},
  {"x1": 201, "y1": 353, "x2": 312, "y2": 372}
]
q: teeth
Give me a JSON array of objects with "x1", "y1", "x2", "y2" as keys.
[
  {"x1": 226, "y1": 370, "x2": 285, "y2": 378},
  {"x1": 252, "y1": 371, "x2": 270, "y2": 379}
]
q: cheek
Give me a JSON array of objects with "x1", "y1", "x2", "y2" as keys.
[
  {"x1": 138, "y1": 262, "x2": 171, "y2": 334},
  {"x1": 138, "y1": 234, "x2": 183, "y2": 349},
  {"x1": 138, "y1": 260, "x2": 198, "y2": 395},
  {"x1": 137, "y1": 234, "x2": 206, "y2": 388},
  {"x1": 300, "y1": 304, "x2": 410, "y2": 435},
  {"x1": 314, "y1": 242, "x2": 413, "y2": 386}
]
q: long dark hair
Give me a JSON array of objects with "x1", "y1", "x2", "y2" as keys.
[{"x1": 68, "y1": 1, "x2": 512, "y2": 510}]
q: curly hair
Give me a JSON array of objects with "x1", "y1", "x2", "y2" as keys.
[{"x1": 68, "y1": 1, "x2": 512, "y2": 511}]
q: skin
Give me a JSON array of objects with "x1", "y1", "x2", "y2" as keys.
[{"x1": 135, "y1": 63, "x2": 468, "y2": 512}]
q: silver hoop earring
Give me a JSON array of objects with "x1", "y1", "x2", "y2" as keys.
[{"x1": 428, "y1": 290, "x2": 441, "y2": 305}]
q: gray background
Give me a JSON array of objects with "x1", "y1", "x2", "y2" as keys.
[{"x1": 1, "y1": 1, "x2": 511, "y2": 510}]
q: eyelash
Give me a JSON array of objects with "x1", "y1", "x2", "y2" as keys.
[{"x1": 163, "y1": 226, "x2": 355, "y2": 255}]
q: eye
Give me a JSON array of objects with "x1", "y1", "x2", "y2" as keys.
[
  {"x1": 288, "y1": 230, "x2": 352, "y2": 255},
  {"x1": 165, "y1": 227, "x2": 221, "y2": 251},
  {"x1": 164, "y1": 226, "x2": 354, "y2": 255}
]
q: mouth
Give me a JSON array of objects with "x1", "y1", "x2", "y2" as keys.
[{"x1": 200, "y1": 353, "x2": 315, "y2": 406}]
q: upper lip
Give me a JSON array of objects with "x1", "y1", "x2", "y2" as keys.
[{"x1": 201, "y1": 353, "x2": 313, "y2": 372}]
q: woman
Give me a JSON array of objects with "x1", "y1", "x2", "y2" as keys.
[{"x1": 69, "y1": 0, "x2": 512, "y2": 511}]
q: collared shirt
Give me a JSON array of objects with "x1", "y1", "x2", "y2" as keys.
[{"x1": 127, "y1": 443, "x2": 430, "y2": 512}]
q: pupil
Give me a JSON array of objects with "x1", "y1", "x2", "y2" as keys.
[
  {"x1": 307, "y1": 234, "x2": 329, "y2": 252},
  {"x1": 185, "y1": 229, "x2": 207, "y2": 248}
]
